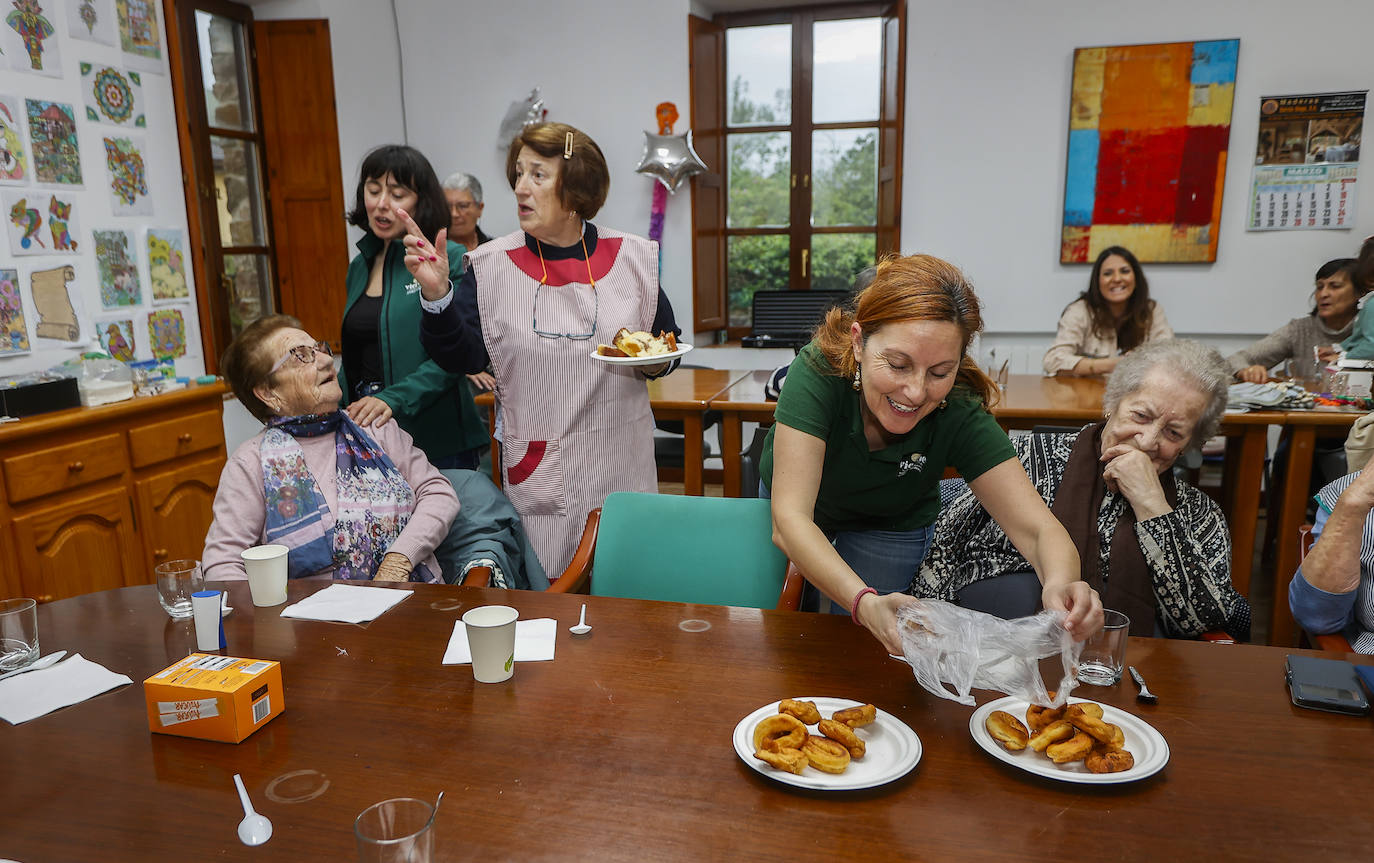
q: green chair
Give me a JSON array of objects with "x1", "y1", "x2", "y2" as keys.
[{"x1": 547, "y1": 492, "x2": 804, "y2": 610}]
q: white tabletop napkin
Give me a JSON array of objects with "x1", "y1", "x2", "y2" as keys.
[
  {"x1": 442, "y1": 618, "x2": 557, "y2": 664},
  {"x1": 279, "y1": 584, "x2": 413, "y2": 623},
  {"x1": 0, "y1": 653, "x2": 132, "y2": 724}
]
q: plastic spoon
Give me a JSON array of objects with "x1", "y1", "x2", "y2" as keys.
[
  {"x1": 233, "y1": 774, "x2": 273, "y2": 846},
  {"x1": 570, "y1": 604, "x2": 591, "y2": 636},
  {"x1": 0, "y1": 650, "x2": 67, "y2": 682}
]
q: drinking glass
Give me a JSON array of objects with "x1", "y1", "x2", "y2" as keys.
[
  {"x1": 355, "y1": 797, "x2": 436, "y2": 863},
  {"x1": 155, "y1": 559, "x2": 204, "y2": 619},
  {"x1": 1077, "y1": 609, "x2": 1129, "y2": 686},
  {"x1": 0, "y1": 597, "x2": 39, "y2": 671}
]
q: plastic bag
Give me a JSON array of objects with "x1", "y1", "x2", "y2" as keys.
[{"x1": 895, "y1": 600, "x2": 1081, "y2": 707}]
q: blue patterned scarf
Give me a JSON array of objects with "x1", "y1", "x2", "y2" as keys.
[{"x1": 260, "y1": 411, "x2": 419, "y2": 581}]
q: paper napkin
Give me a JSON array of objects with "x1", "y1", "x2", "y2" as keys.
[
  {"x1": 0, "y1": 654, "x2": 133, "y2": 724},
  {"x1": 279, "y1": 583, "x2": 413, "y2": 624},
  {"x1": 442, "y1": 618, "x2": 557, "y2": 664}
]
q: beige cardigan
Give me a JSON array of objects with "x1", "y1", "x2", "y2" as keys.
[{"x1": 1042, "y1": 298, "x2": 1174, "y2": 375}]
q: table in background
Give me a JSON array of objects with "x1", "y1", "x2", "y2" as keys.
[
  {"x1": 474, "y1": 368, "x2": 747, "y2": 496},
  {"x1": 5, "y1": 581, "x2": 1372, "y2": 861}
]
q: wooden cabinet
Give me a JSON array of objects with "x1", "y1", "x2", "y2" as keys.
[{"x1": 0, "y1": 383, "x2": 229, "y2": 601}]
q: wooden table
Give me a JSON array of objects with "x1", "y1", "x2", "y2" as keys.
[
  {"x1": 6, "y1": 581, "x2": 1372, "y2": 861},
  {"x1": 475, "y1": 368, "x2": 747, "y2": 496}
]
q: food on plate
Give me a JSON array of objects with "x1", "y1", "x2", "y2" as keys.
[
  {"x1": 984, "y1": 710, "x2": 1030, "y2": 752},
  {"x1": 753, "y1": 714, "x2": 807, "y2": 753},
  {"x1": 831, "y1": 703, "x2": 877, "y2": 728},
  {"x1": 1085, "y1": 747, "x2": 1135, "y2": 774},
  {"x1": 1025, "y1": 699, "x2": 1066, "y2": 733},
  {"x1": 1104, "y1": 723, "x2": 1125, "y2": 751},
  {"x1": 801, "y1": 734, "x2": 852, "y2": 774},
  {"x1": 778, "y1": 698, "x2": 822, "y2": 725},
  {"x1": 1065, "y1": 703, "x2": 1117, "y2": 745},
  {"x1": 1046, "y1": 730, "x2": 1095, "y2": 764},
  {"x1": 754, "y1": 746, "x2": 809, "y2": 775},
  {"x1": 1076, "y1": 702, "x2": 1104, "y2": 719},
  {"x1": 1027, "y1": 719, "x2": 1074, "y2": 753},
  {"x1": 818, "y1": 719, "x2": 866, "y2": 758},
  {"x1": 595, "y1": 327, "x2": 678, "y2": 358}
]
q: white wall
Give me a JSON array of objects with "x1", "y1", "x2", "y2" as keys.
[{"x1": 904, "y1": 0, "x2": 1373, "y2": 348}]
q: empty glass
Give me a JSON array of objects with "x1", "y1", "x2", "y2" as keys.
[
  {"x1": 155, "y1": 560, "x2": 204, "y2": 619},
  {"x1": 0, "y1": 598, "x2": 38, "y2": 671},
  {"x1": 1077, "y1": 610, "x2": 1130, "y2": 685},
  {"x1": 355, "y1": 797, "x2": 436, "y2": 863}
]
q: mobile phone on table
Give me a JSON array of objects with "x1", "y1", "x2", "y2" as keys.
[{"x1": 1285, "y1": 655, "x2": 1371, "y2": 715}]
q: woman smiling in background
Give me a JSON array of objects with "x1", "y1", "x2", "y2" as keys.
[{"x1": 1043, "y1": 246, "x2": 1173, "y2": 376}]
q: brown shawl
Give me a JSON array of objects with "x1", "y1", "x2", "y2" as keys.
[{"x1": 1049, "y1": 423, "x2": 1177, "y2": 637}]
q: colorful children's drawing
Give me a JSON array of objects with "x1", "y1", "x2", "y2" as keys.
[
  {"x1": 0, "y1": 94, "x2": 27, "y2": 183},
  {"x1": 146, "y1": 228, "x2": 187, "y2": 300},
  {"x1": 67, "y1": 0, "x2": 115, "y2": 45},
  {"x1": 25, "y1": 99, "x2": 81, "y2": 184},
  {"x1": 30, "y1": 263, "x2": 81, "y2": 343},
  {"x1": 47, "y1": 195, "x2": 78, "y2": 251},
  {"x1": 8, "y1": 196, "x2": 43, "y2": 251},
  {"x1": 115, "y1": 0, "x2": 158, "y2": 61},
  {"x1": 147, "y1": 307, "x2": 186, "y2": 360},
  {"x1": 81, "y1": 62, "x2": 143, "y2": 126},
  {"x1": 6, "y1": 0, "x2": 59, "y2": 75},
  {"x1": 97, "y1": 317, "x2": 133, "y2": 360},
  {"x1": 104, "y1": 134, "x2": 149, "y2": 215},
  {"x1": 0, "y1": 268, "x2": 30, "y2": 355},
  {"x1": 94, "y1": 229, "x2": 140, "y2": 308}
]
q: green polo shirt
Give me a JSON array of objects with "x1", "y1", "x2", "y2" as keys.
[{"x1": 760, "y1": 343, "x2": 1014, "y2": 533}]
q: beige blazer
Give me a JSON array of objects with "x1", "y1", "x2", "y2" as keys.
[{"x1": 1042, "y1": 298, "x2": 1173, "y2": 375}]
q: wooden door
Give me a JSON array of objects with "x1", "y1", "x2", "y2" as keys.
[
  {"x1": 133, "y1": 456, "x2": 223, "y2": 574},
  {"x1": 254, "y1": 18, "x2": 350, "y2": 348},
  {"x1": 10, "y1": 488, "x2": 144, "y2": 602}
]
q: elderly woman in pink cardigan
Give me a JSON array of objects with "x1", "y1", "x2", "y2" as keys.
[{"x1": 202, "y1": 314, "x2": 457, "y2": 582}]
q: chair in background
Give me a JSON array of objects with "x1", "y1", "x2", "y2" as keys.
[
  {"x1": 1296, "y1": 522, "x2": 1356, "y2": 652},
  {"x1": 741, "y1": 290, "x2": 848, "y2": 352},
  {"x1": 547, "y1": 492, "x2": 804, "y2": 610}
]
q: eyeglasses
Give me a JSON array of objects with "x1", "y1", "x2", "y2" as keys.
[
  {"x1": 450, "y1": 201, "x2": 478, "y2": 212},
  {"x1": 532, "y1": 283, "x2": 598, "y2": 341},
  {"x1": 270, "y1": 340, "x2": 333, "y2": 373}
]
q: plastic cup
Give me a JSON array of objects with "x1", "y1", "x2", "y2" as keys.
[
  {"x1": 155, "y1": 559, "x2": 204, "y2": 619},
  {"x1": 191, "y1": 590, "x2": 223, "y2": 652},
  {"x1": 0, "y1": 598, "x2": 39, "y2": 671},
  {"x1": 241, "y1": 545, "x2": 289, "y2": 607},
  {"x1": 461, "y1": 605, "x2": 518, "y2": 683},
  {"x1": 354, "y1": 797, "x2": 436, "y2": 863},
  {"x1": 1077, "y1": 609, "x2": 1130, "y2": 686}
]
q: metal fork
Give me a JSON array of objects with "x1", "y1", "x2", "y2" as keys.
[{"x1": 1128, "y1": 666, "x2": 1157, "y2": 704}]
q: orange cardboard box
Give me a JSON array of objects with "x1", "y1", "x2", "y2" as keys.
[{"x1": 144, "y1": 653, "x2": 284, "y2": 743}]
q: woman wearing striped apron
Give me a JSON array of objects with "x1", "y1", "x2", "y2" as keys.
[{"x1": 406, "y1": 123, "x2": 681, "y2": 577}]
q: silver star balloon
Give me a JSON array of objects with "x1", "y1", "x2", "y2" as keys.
[{"x1": 634, "y1": 130, "x2": 709, "y2": 194}]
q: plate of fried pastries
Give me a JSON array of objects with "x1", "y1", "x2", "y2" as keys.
[
  {"x1": 590, "y1": 327, "x2": 692, "y2": 366},
  {"x1": 732, "y1": 697, "x2": 921, "y2": 790},
  {"x1": 969, "y1": 695, "x2": 1169, "y2": 785}
]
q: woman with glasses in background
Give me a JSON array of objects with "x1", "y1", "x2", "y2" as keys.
[
  {"x1": 203, "y1": 315, "x2": 458, "y2": 582},
  {"x1": 339, "y1": 145, "x2": 488, "y2": 469},
  {"x1": 409, "y1": 123, "x2": 681, "y2": 576}
]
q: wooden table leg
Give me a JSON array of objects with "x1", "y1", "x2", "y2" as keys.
[
  {"x1": 683, "y1": 413, "x2": 704, "y2": 496},
  {"x1": 1271, "y1": 426, "x2": 1316, "y2": 647},
  {"x1": 721, "y1": 414, "x2": 743, "y2": 498},
  {"x1": 1224, "y1": 425, "x2": 1266, "y2": 602}
]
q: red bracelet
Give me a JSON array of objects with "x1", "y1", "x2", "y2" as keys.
[{"x1": 850, "y1": 587, "x2": 877, "y2": 624}]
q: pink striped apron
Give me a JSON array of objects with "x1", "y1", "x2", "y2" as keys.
[{"x1": 467, "y1": 228, "x2": 660, "y2": 576}]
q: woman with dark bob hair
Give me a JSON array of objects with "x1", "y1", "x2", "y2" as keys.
[
  {"x1": 203, "y1": 314, "x2": 458, "y2": 582},
  {"x1": 339, "y1": 144, "x2": 487, "y2": 469},
  {"x1": 762, "y1": 254, "x2": 1102, "y2": 654},
  {"x1": 1043, "y1": 245, "x2": 1174, "y2": 376},
  {"x1": 1228, "y1": 258, "x2": 1361, "y2": 383},
  {"x1": 407, "y1": 122, "x2": 682, "y2": 577}
]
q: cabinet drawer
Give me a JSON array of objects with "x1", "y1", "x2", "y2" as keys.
[
  {"x1": 3, "y1": 434, "x2": 128, "y2": 503},
  {"x1": 128, "y1": 409, "x2": 226, "y2": 468}
]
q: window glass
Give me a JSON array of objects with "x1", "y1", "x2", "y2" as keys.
[
  {"x1": 811, "y1": 128, "x2": 877, "y2": 227},
  {"x1": 210, "y1": 135, "x2": 265, "y2": 246},
  {"x1": 195, "y1": 11, "x2": 253, "y2": 132},
  {"x1": 727, "y1": 24, "x2": 791, "y2": 126},
  {"x1": 224, "y1": 253, "x2": 272, "y2": 336},
  {"x1": 811, "y1": 233, "x2": 876, "y2": 292},
  {"x1": 812, "y1": 18, "x2": 881, "y2": 124},
  {"x1": 728, "y1": 132, "x2": 791, "y2": 228},
  {"x1": 727, "y1": 235, "x2": 789, "y2": 327}
]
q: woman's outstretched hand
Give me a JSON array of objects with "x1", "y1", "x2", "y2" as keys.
[{"x1": 397, "y1": 208, "x2": 450, "y2": 302}]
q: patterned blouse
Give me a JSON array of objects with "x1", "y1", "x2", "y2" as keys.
[{"x1": 915, "y1": 431, "x2": 1251, "y2": 640}]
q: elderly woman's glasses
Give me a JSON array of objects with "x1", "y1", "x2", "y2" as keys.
[
  {"x1": 270, "y1": 340, "x2": 333, "y2": 373},
  {"x1": 532, "y1": 283, "x2": 598, "y2": 340}
]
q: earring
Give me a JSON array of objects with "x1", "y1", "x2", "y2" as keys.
[
  {"x1": 852, "y1": 364, "x2": 861, "y2": 391},
  {"x1": 939, "y1": 399, "x2": 948, "y2": 409}
]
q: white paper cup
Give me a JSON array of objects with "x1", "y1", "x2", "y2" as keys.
[
  {"x1": 191, "y1": 590, "x2": 223, "y2": 651},
  {"x1": 462, "y1": 605, "x2": 518, "y2": 683},
  {"x1": 241, "y1": 544, "x2": 289, "y2": 607}
]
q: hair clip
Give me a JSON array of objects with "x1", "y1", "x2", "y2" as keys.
[{"x1": 563, "y1": 131, "x2": 574, "y2": 160}]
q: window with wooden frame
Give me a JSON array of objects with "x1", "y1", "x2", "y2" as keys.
[{"x1": 689, "y1": 1, "x2": 904, "y2": 338}]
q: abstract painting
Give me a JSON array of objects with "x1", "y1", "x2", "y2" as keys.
[
  {"x1": 116, "y1": 0, "x2": 159, "y2": 62},
  {"x1": 1061, "y1": 39, "x2": 1239, "y2": 263},
  {"x1": 81, "y1": 62, "x2": 144, "y2": 127},
  {"x1": 5, "y1": 0, "x2": 61, "y2": 77},
  {"x1": 146, "y1": 227, "x2": 187, "y2": 300},
  {"x1": 67, "y1": 0, "x2": 115, "y2": 46},
  {"x1": 96, "y1": 316, "x2": 134, "y2": 360},
  {"x1": 0, "y1": 267, "x2": 30, "y2": 355},
  {"x1": 25, "y1": 99, "x2": 82, "y2": 184},
  {"x1": 0, "y1": 93, "x2": 28, "y2": 183},
  {"x1": 94, "y1": 228, "x2": 141, "y2": 308},
  {"x1": 103, "y1": 134, "x2": 150, "y2": 215},
  {"x1": 147, "y1": 307, "x2": 186, "y2": 360}
]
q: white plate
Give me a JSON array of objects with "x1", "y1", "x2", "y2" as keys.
[
  {"x1": 589, "y1": 343, "x2": 693, "y2": 366},
  {"x1": 969, "y1": 695, "x2": 1169, "y2": 784},
  {"x1": 732, "y1": 697, "x2": 921, "y2": 790}
]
